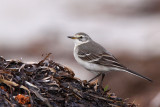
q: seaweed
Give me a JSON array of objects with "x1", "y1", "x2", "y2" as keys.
[{"x1": 0, "y1": 55, "x2": 136, "y2": 107}]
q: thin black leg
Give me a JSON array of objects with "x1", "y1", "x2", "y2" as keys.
[
  {"x1": 100, "y1": 73, "x2": 105, "y2": 86},
  {"x1": 88, "y1": 73, "x2": 102, "y2": 82}
]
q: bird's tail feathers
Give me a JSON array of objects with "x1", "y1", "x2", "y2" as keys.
[{"x1": 121, "y1": 68, "x2": 152, "y2": 82}]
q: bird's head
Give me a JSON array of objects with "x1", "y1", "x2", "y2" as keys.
[{"x1": 68, "y1": 32, "x2": 91, "y2": 45}]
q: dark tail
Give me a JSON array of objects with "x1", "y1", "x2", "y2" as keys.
[{"x1": 123, "y1": 68, "x2": 152, "y2": 82}]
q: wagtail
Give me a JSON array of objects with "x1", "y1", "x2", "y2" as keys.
[{"x1": 68, "y1": 32, "x2": 152, "y2": 85}]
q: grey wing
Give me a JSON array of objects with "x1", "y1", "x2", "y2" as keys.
[
  {"x1": 93, "y1": 53, "x2": 126, "y2": 69},
  {"x1": 78, "y1": 49, "x2": 126, "y2": 69},
  {"x1": 78, "y1": 50, "x2": 100, "y2": 61}
]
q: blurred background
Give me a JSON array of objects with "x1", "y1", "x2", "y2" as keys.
[{"x1": 0, "y1": 0, "x2": 160, "y2": 106}]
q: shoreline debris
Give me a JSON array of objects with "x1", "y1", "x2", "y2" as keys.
[{"x1": 0, "y1": 56, "x2": 136, "y2": 107}]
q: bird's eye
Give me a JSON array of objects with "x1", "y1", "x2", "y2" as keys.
[{"x1": 79, "y1": 36, "x2": 83, "y2": 39}]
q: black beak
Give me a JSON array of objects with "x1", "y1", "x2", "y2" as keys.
[{"x1": 67, "y1": 36, "x2": 77, "y2": 39}]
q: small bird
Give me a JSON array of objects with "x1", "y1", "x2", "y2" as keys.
[{"x1": 68, "y1": 32, "x2": 152, "y2": 85}]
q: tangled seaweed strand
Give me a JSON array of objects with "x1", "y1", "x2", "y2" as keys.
[{"x1": 0, "y1": 55, "x2": 137, "y2": 107}]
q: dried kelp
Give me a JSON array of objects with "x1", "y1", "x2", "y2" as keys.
[{"x1": 0, "y1": 56, "x2": 137, "y2": 107}]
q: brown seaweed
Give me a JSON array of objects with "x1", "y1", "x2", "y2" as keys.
[{"x1": 0, "y1": 56, "x2": 137, "y2": 107}]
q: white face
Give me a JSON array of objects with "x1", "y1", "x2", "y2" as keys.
[
  {"x1": 68, "y1": 32, "x2": 91, "y2": 46},
  {"x1": 73, "y1": 34, "x2": 90, "y2": 46}
]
